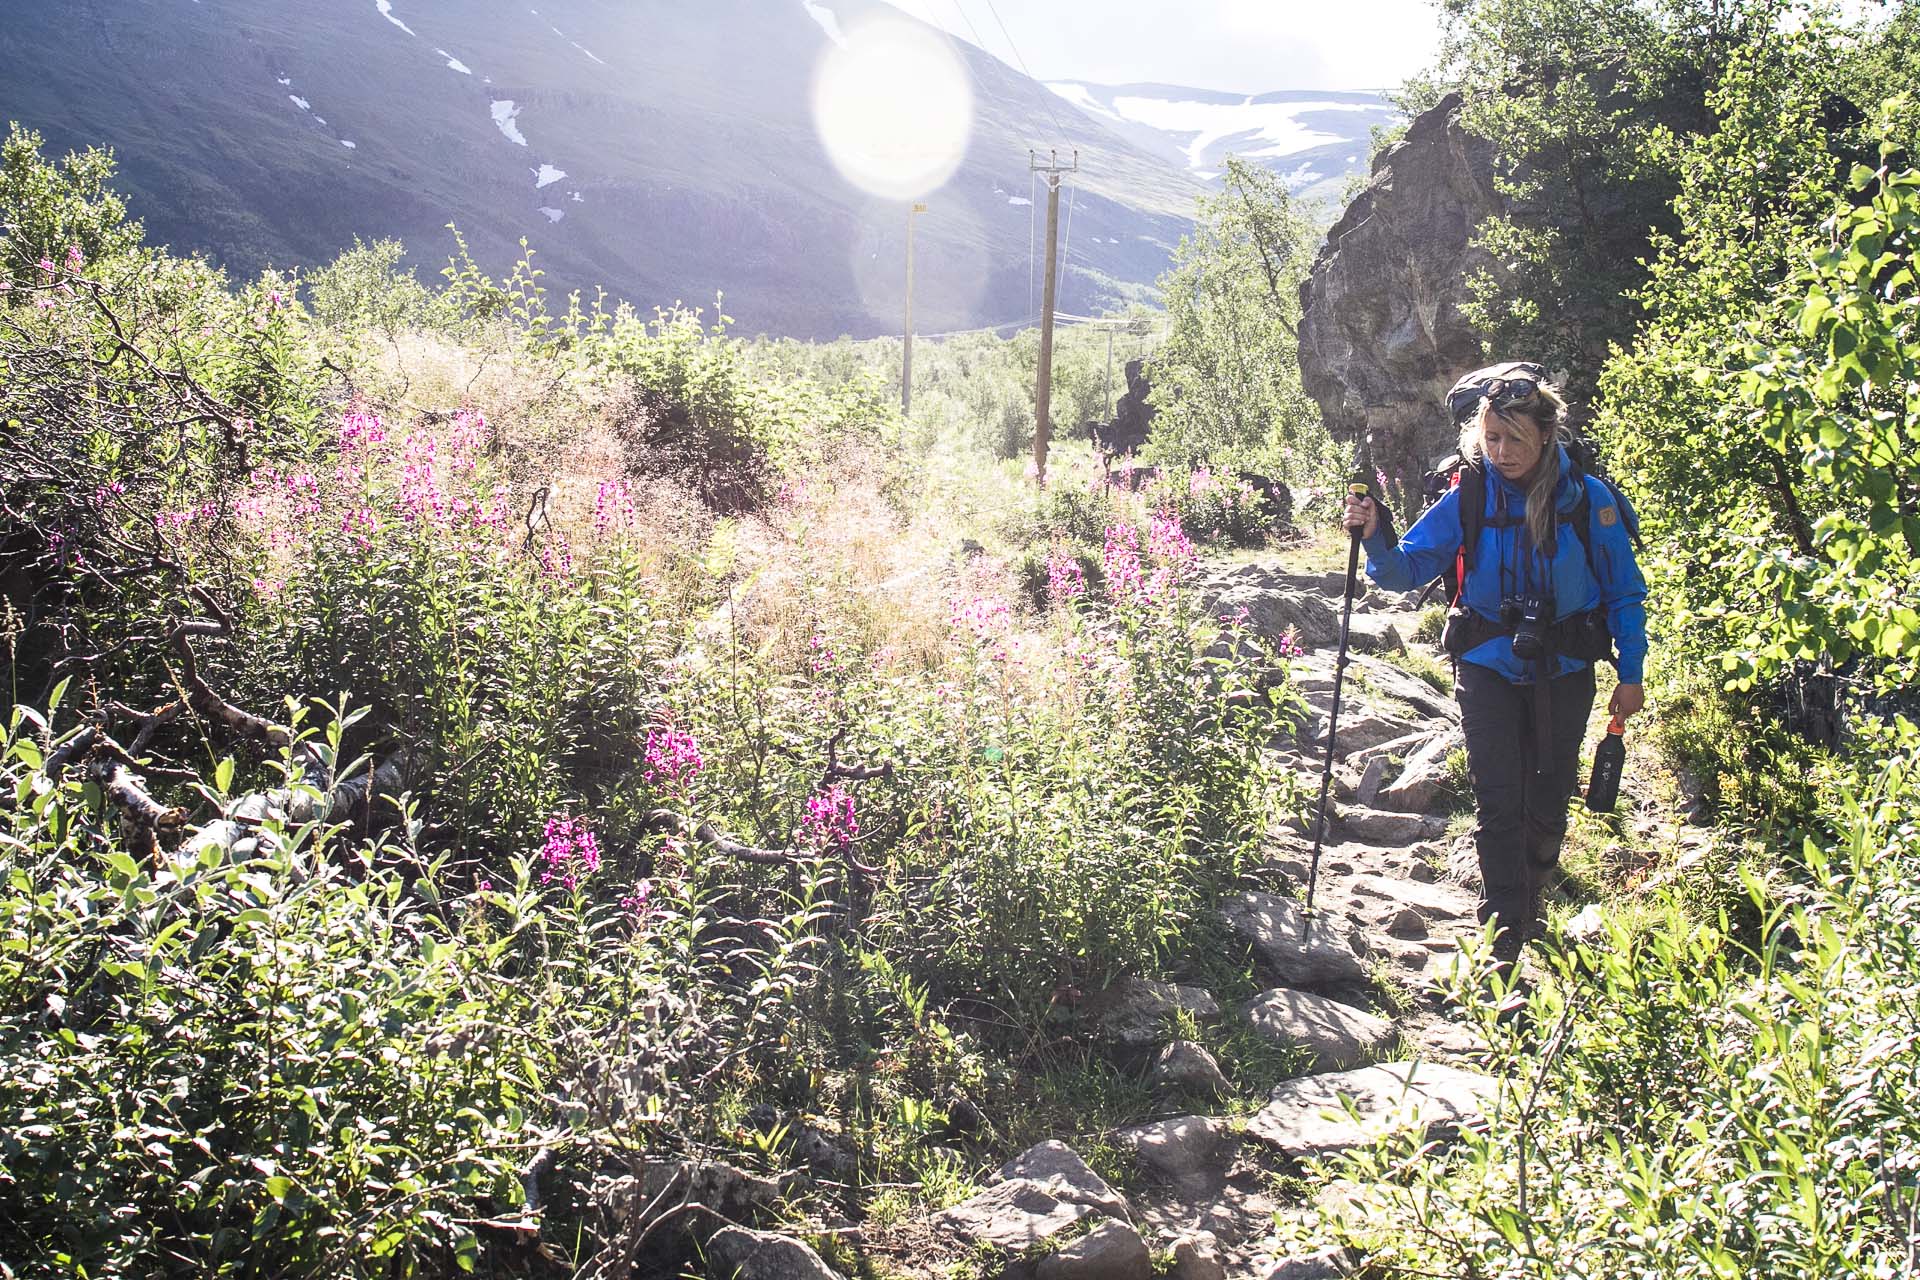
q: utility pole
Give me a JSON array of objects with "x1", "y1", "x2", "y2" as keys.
[
  {"x1": 903, "y1": 202, "x2": 926, "y2": 416},
  {"x1": 1030, "y1": 149, "x2": 1076, "y2": 486}
]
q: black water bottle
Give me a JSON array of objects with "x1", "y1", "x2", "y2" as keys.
[{"x1": 1586, "y1": 714, "x2": 1626, "y2": 813}]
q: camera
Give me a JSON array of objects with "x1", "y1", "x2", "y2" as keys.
[{"x1": 1501, "y1": 593, "x2": 1553, "y2": 661}]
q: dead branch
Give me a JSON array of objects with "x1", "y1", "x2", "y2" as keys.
[
  {"x1": 645, "y1": 810, "x2": 793, "y2": 865},
  {"x1": 821, "y1": 726, "x2": 894, "y2": 785},
  {"x1": 85, "y1": 752, "x2": 187, "y2": 863}
]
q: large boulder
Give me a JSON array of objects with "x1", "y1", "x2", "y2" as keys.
[{"x1": 1296, "y1": 91, "x2": 1500, "y2": 507}]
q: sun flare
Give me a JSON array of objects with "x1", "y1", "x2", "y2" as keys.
[{"x1": 810, "y1": 13, "x2": 973, "y2": 200}]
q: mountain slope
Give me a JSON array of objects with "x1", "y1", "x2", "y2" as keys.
[{"x1": 0, "y1": 0, "x2": 1207, "y2": 337}]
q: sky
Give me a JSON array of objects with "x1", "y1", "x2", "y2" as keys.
[{"x1": 880, "y1": 0, "x2": 1445, "y2": 94}]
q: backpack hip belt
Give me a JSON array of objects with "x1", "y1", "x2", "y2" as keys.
[{"x1": 1441, "y1": 605, "x2": 1614, "y2": 665}]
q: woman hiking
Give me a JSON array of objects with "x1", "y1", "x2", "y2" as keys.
[{"x1": 1342, "y1": 363, "x2": 1648, "y2": 965}]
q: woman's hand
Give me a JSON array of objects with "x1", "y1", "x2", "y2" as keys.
[
  {"x1": 1343, "y1": 494, "x2": 1378, "y2": 539},
  {"x1": 1609, "y1": 682, "x2": 1645, "y2": 719}
]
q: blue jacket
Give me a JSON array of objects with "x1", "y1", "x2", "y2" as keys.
[{"x1": 1361, "y1": 446, "x2": 1649, "y2": 684}]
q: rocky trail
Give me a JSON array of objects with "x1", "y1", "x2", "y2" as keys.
[
  {"x1": 718, "y1": 556, "x2": 1697, "y2": 1280},
  {"x1": 897, "y1": 560, "x2": 1504, "y2": 1280}
]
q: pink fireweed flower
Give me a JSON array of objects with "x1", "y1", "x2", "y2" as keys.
[
  {"x1": 1189, "y1": 467, "x2": 1214, "y2": 496},
  {"x1": 594, "y1": 478, "x2": 637, "y2": 537},
  {"x1": 537, "y1": 533, "x2": 574, "y2": 580},
  {"x1": 807, "y1": 632, "x2": 839, "y2": 675},
  {"x1": 801, "y1": 784, "x2": 859, "y2": 851},
  {"x1": 1045, "y1": 549, "x2": 1086, "y2": 604},
  {"x1": 1276, "y1": 626, "x2": 1307, "y2": 659},
  {"x1": 1145, "y1": 510, "x2": 1197, "y2": 570},
  {"x1": 643, "y1": 725, "x2": 703, "y2": 793},
  {"x1": 37, "y1": 258, "x2": 55, "y2": 277},
  {"x1": 949, "y1": 592, "x2": 1011, "y2": 643},
  {"x1": 396, "y1": 431, "x2": 445, "y2": 524},
  {"x1": 539, "y1": 815, "x2": 602, "y2": 889},
  {"x1": 0, "y1": 280, "x2": 12, "y2": 293},
  {"x1": 340, "y1": 505, "x2": 378, "y2": 549},
  {"x1": 338, "y1": 405, "x2": 387, "y2": 453},
  {"x1": 1102, "y1": 521, "x2": 1143, "y2": 600},
  {"x1": 620, "y1": 878, "x2": 654, "y2": 920},
  {"x1": 446, "y1": 407, "x2": 486, "y2": 472}
]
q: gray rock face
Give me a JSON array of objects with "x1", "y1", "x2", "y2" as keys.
[
  {"x1": 1243, "y1": 988, "x2": 1394, "y2": 1071},
  {"x1": 937, "y1": 1141, "x2": 1129, "y2": 1250},
  {"x1": 1114, "y1": 1114, "x2": 1235, "y2": 1195},
  {"x1": 1036, "y1": 1219, "x2": 1154, "y2": 1280},
  {"x1": 1355, "y1": 754, "x2": 1392, "y2": 807},
  {"x1": 1246, "y1": 1060, "x2": 1499, "y2": 1162},
  {"x1": 1221, "y1": 891, "x2": 1369, "y2": 988},
  {"x1": 1297, "y1": 91, "x2": 1501, "y2": 504},
  {"x1": 1083, "y1": 977, "x2": 1221, "y2": 1047},
  {"x1": 702, "y1": 1227, "x2": 845, "y2": 1280},
  {"x1": 1303, "y1": 709, "x2": 1421, "y2": 759}
]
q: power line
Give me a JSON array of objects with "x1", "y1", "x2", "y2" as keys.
[{"x1": 978, "y1": 0, "x2": 1070, "y2": 145}]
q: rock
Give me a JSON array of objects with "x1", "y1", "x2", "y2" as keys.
[
  {"x1": 1298, "y1": 90, "x2": 1501, "y2": 504},
  {"x1": 638, "y1": 1160, "x2": 782, "y2": 1223},
  {"x1": 1243, "y1": 988, "x2": 1394, "y2": 1071},
  {"x1": 1113, "y1": 1115, "x2": 1234, "y2": 1195},
  {"x1": 1089, "y1": 359, "x2": 1158, "y2": 456},
  {"x1": 1246, "y1": 1061, "x2": 1500, "y2": 1162},
  {"x1": 1348, "y1": 873, "x2": 1474, "y2": 922},
  {"x1": 1036, "y1": 1220, "x2": 1153, "y2": 1280},
  {"x1": 1347, "y1": 729, "x2": 1441, "y2": 767},
  {"x1": 1386, "y1": 908, "x2": 1428, "y2": 940},
  {"x1": 1407, "y1": 859, "x2": 1440, "y2": 884},
  {"x1": 1378, "y1": 732, "x2": 1462, "y2": 812},
  {"x1": 1169, "y1": 1232, "x2": 1229, "y2": 1280},
  {"x1": 1260, "y1": 1246, "x2": 1353, "y2": 1280},
  {"x1": 1304, "y1": 710, "x2": 1422, "y2": 759},
  {"x1": 1338, "y1": 806, "x2": 1448, "y2": 845},
  {"x1": 1149, "y1": 1041, "x2": 1233, "y2": 1101},
  {"x1": 938, "y1": 1141, "x2": 1129, "y2": 1250},
  {"x1": 1221, "y1": 891, "x2": 1369, "y2": 988},
  {"x1": 1345, "y1": 614, "x2": 1405, "y2": 656},
  {"x1": 703, "y1": 1227, "x2": 846, "y2": 1280},
  {"x1": 1349, "y1": 654, "x2": 1456, "y2": 720},
  {"x1": 1083, "y1": 977, "x2": 1221, "y2": 1047},
  {"x1": 1355, "y1": 754, "x2": 1391, "y2": 807}
]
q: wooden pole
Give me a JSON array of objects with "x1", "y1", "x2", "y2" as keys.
[
  {"x1": 1030, "y1": 150, "x2": 1077, "y2": 485},
  {"x1": 903, "y1": 202, "x2": 925, "y2": 415}
]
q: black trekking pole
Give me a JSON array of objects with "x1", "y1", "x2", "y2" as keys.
[{"x1": 1304, "y1": 463, "x2": 1378, "y2": 941}]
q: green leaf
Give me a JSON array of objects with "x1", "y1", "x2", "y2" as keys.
[{"x1": 214, "y1": 756, "x2": 236, "y2": 795}]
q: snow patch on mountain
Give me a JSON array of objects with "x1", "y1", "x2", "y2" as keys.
[
  {"x1": 289, "y1": 95, "x2": 311, "y2": 111},
  {"x1": 1109, "y1": 95, "x2": 1366, "y2": 168},
  {"x1": 491, "y1": 100, "x2": 528, "y2": 146},
  {"x1": 374, "y1": 1, "x2": 416, "y2": 37},
  {"x1": 342, "y1": 140, "x2": 358, "y2": 149},
  {"x1": 572, "y1": 42, "x2": 605, "y2": 65},
  {"x1": 803, "y1": 1, "x2": 848, "y2": 47},
  {"x1": 539, "y1": 207, "x2": 564, "y2": 222},
  {"x1": 277, "y1": 76, "x2": 292, "y2": 86},
  {"x1": 533, "y1": 164, "x2": 567, "y2": 188},
  {"x1": 437, "y1": 50, "x2": 474, "y2": 75}
]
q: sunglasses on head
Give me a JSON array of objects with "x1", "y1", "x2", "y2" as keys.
[{"x1": 1447, "y1": 362, "x2": 1551, "y2": 423}]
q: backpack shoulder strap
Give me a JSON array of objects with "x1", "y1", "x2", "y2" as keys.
[{"x1": 1456, "y1": 460, "x2": 1486, "y2": 576}]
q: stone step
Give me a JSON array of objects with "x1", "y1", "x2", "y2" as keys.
[
  {"x1": 1245, "y1": 1060, "x2": 1499, "y2": 1163},
  {"x1": 1220, "y1": 891, "x2": 1370, "y2": 989},
  {"x1": 1243, "y1": 987, "x2": 1394, "y2": 1072}
]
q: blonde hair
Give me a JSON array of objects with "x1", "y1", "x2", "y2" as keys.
[{"x1": 1457, "y1": 382, "x2": 1570, "y2": 553}]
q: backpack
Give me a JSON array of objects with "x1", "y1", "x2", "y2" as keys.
[{"x1": 1417, "y1": 437, "x2": 1643, "y2": 607}]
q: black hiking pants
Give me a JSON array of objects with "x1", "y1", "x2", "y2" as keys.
[{"x1": 1456, "y1": 661, "x2": 1596, "y2": 957}]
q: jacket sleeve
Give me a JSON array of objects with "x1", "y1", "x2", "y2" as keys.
[
  {"x1": 1361, "y1": 488, "x2": 1460, "y2": 593},
  {"x1": 1587, "y1": 477, "x2": 1649, "y2": 684}
]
